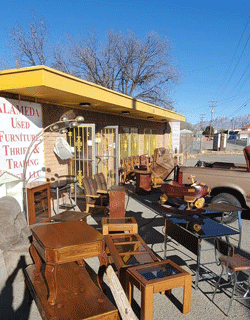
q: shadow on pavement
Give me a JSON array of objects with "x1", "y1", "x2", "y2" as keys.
[{"x1": 0, "y1": 255, "x2": 32, "y2": 320}]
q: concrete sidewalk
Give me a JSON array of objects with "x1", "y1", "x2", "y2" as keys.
[{"x1": 1, "y1": 184, "x2": 250, "y2": 320}]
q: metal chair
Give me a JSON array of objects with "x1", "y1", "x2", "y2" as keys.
[{"x1": 212, "y1": 237, "x2": 250, "y2": 315}]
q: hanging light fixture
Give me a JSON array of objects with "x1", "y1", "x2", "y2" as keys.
[{"x1": 79, "y1": 102, "x2": 91, "y2": 107}]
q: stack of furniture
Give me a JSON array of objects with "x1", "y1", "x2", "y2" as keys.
[
  {"x1": 104, "y1": 232, "x2": 192, "y2": 319},
  {"x1": 25, "y1": 220, "x2": 119, "y2": 319}
]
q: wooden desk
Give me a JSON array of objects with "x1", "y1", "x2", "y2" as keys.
[
  {"x1": 102, "y1": 217, "x2": 138, "y2": 235},
  {"x1": 126, "y1": 260, "x2": 192, "y2": 320},
  {"x1": 30, "y1": 220, "x2": 105, "y2": 305}
]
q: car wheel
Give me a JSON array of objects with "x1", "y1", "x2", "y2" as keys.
[{"x1": 211, "y1": 193, "x2": 240, "y2": 224}]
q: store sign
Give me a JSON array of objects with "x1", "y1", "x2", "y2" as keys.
[
  {"x1": 0, "y1": 98, "x2": 45, "y2": 182},
  {"x1": 171, "y1": 122, "x2": 180, "y2": 153}
]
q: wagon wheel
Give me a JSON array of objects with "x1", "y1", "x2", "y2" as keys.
[
  {"x1": 193, "y1": 223, "x2": 202, "y2": 232},
  {"x1": 194, "y1": 197, "x2": 205, "y2": 209},
  {"x1": 160, "y1": 193, "x2": 168, "y2": 204}
]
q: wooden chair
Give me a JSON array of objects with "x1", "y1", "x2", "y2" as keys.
[
  {"x1": 82, "y1": 177, "x2": 108, "y2": 214},
  {"x1": 94, "y1": 172, "x2": 108, "y2": 194},
  {"x1": 212, "y1": 237, "x2": 250, "y2": 315}
]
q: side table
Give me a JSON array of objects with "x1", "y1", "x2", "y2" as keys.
[
  {"x1": 102, "y1": 217, "x2": 138, "y2": 235},
  {"x1": 126, "y1": 260, "x2": 192, "y2": 319},
  {"x1": 29, "y1": 220, "x2": 105, "y2": 305}
]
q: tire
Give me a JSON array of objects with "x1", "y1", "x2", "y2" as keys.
[{"x1": 211, "y1": 193, "x2": 240, "y2": 224}]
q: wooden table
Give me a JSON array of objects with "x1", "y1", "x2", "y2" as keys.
[
  {"x1": 49, "y1": 210, "x2": 89, "y2": 222},
  {"x1": 126, "y1": 260, "x2": 192, "y2": 320},
  {"x1": 30, "y1": 220, "x2": 105, "y2": 305},
  {"x1": 102, "y1": 217, "x2": 138, "y2": 235},
  {"x1": 104, "y1": 233, "x2": 159, "y2": 289}
]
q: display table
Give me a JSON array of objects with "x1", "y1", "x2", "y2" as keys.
[
  {"x1": 104, "y1": 233, "x2": 159, "y2": 289},
  {"x1": 126, "y1": 260, "x2": 192, "y2": 319},
  {"x1": 163, "y1": 212, "x2": 240, "y2": 289},
  {"x1": 29, "y1": 220, "x2": 105, "y2": 305},
  {"x1": 102, "y1": 217, "x2": 138, "y2": 235}
]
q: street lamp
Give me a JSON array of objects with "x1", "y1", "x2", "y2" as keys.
[{"x1": 22, "y1": 115, "x2": 84, "y2": 220}]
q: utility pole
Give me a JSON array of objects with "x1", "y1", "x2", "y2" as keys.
[
  {"x1": 199, "y1": 113, "x2": 205, "y2": 131},
  {"x1": 209, "y1": 101, "x2": 217, "y2": 139}
]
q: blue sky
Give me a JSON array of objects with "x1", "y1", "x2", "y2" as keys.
[{"x1": 0, "y1": 1, "x2": 250, "y2": 125}]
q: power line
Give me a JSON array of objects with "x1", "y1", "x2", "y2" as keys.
[
  {"x1": 209, "y1": 101, "x2": 217, "y2": 137},
  {"x1": 199, "y1": 113, "x2": 205, "y2": 129},
  {"x1": 216, "y1": 16, "x2": 250, "y2": 100}
]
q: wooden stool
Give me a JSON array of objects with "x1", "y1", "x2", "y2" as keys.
[
  {"x1": 102, "y1": 217, "x2": 138, "y2": 235},
  {"x1": 126, "y1": 260, "x2": 192, "y2": 320}
]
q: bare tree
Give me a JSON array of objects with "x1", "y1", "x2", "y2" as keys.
[
  {"x1": 53, "y1": 30, "x2": 179, "y2": 109},
  {"x1": 8, "y1": 16, "x2": 49, "y2": 67}
]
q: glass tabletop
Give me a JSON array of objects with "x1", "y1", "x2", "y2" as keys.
[
  {"x1": 169, "y1": 215, "x2": 239, "y2": 238},
  {"x1": 111, "y1": 234, "x2": 138, "y2": 243},
  {"x1": 136, "y1": 263, "x2": 182, "y2": 281},
  {"x1": 122, "y1": 252, "x2": 155, "y2": 266},
  {"x1": 115, "y1": 242, "x2": 146, "y2": 253},
  {"x1": 105, "y1": 218, "x2": 134, "y2": 224}
]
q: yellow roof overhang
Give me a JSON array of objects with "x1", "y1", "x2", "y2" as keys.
[{"x1": 0, "y1": 65, "x2": 185, "y2": 122}]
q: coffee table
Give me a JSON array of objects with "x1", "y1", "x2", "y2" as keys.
[
  {"x1": 30, "y1": 220, "x2": 105, "y2": 305},
  {"x1": 126, "y1": 260, "x2": 192, "y2": 320},
  {"x1": 104, "y1": 233, "x2": 159, "y2": 289}
]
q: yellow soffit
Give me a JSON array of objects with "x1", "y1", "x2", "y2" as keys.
[{"x1": 0, "y1": 65, "x2": 185, "y2": 122}]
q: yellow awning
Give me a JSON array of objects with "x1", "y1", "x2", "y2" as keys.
[{"x1": 0, "y1": 66, "x2": 185, "y2": 122}]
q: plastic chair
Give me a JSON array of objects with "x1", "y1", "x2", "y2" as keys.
[{"x1": 212, "y1": 237, "x2": 250, "y2": 315}]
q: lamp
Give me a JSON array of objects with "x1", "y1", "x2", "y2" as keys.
[
  {"x1": 79, "y1": 102, "x2": 91, "y2": 107},
  {"x1": 22, "y1": 115, "x2": 84, "y2": 221}
]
